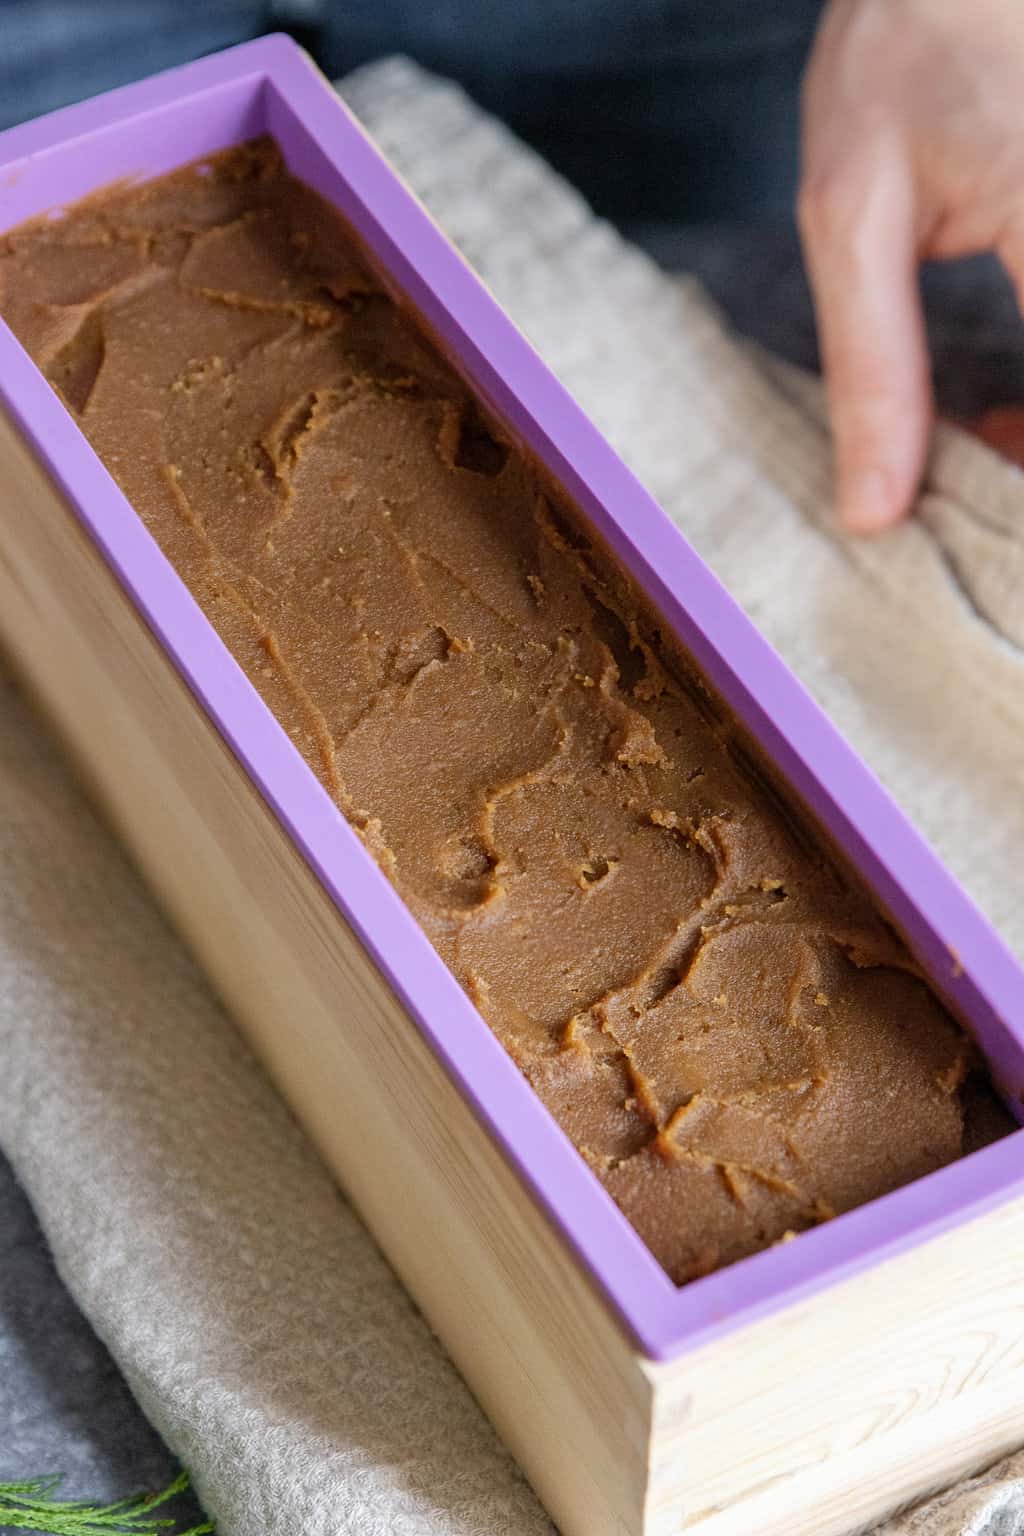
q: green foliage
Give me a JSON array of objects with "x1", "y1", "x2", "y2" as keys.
[{"x1": 0, "y1": 1472, "x2": 213, "y2": 1535}]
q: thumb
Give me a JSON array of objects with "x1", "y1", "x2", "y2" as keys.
[{"x1": 798, "y1": 138, "x2": 932, "y2": 534}]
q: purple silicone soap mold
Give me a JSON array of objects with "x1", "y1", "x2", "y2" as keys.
[{"x1": 1, "y1": 35, "x2": 1022, "y2": 1362}]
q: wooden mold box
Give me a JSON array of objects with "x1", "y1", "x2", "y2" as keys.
[{"x1": 2, "y1": 35, "x2": 1024, "y2": 1536}]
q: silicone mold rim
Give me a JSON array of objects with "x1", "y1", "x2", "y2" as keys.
[{"x1": 1, "y1": 33, "x2": 1022, "y2": 1362}]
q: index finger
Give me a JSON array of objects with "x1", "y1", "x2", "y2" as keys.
[{"x1": 798, "y1": 137, "x2": 932, "y2": 533}]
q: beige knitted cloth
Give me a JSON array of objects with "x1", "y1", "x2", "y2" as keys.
[{"x1": 2, "y1": 57, "x2": 1024, "y2": 1536}]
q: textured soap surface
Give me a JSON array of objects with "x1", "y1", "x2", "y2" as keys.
[{"x1": 1, "y1": 139, "x2": 1006, "y2": 1284}]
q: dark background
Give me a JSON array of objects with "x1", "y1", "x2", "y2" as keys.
[{"x1": 1, "y1": 0, "x2": 824, "y2": 221}]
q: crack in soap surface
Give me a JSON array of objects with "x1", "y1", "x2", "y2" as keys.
[{"x1": 1, "y1": 135, "x2": 1012, "y2": 1287}]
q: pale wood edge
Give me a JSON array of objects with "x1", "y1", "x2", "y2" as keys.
[{"x1": 0, "y1": 405, "x2": 653, "y2": 1536}]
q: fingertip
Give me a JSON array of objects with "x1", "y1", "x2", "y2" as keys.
[{"x1": 837, "y1": 466, "x2": 908, "y2": 534}]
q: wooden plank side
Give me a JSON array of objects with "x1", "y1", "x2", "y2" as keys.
[
  {"x1": 0, "y1": 405, "x2": 651, "y2": 1536},
  {"x1": 644, "y1": 1196, "x2": 1024, "y2": 1535}
]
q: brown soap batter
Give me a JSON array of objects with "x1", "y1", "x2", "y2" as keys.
[{"x1": 1, "y1": 139, "x2": 1008, "y2": 1284}]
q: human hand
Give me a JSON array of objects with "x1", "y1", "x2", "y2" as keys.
[{"x1": 799, "y1": 0, "x2": 1024, "y2": 532}]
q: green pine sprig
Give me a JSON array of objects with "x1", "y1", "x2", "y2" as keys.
[{"x1": 0, "y1": 1471, "x2": 214, "y2": 1535}]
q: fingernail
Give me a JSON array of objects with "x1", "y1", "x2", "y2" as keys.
[{"x1": 838, "y1": 468, "x2": 895, "y2": 534}]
